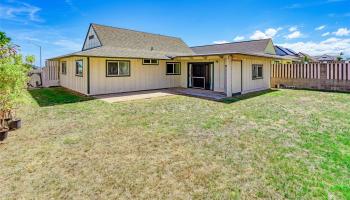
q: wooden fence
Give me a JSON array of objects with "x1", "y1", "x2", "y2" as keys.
[
  {"x1": 271, "y1": 62, "x2": 350, "y2": 92},
  {"x1": 42, "y1": 60, "x2": 60, "y2": 87}
]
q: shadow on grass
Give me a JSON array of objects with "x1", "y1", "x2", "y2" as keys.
[
  {"x1": 280, "y1": 87, "x2": 350, "y2": 95},
  {"x1": 220, "y1": 89, "x2": 279, "y2": 104},
  {"x1": 28, "y1": 87, "x2": 93, "y2": 107}
]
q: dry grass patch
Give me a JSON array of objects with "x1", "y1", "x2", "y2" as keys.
[{"x1": 0, "y1": 88, "x2": 349, "y2": 199}]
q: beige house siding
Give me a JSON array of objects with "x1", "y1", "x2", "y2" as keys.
[
  {"x1": 232, "y1": 60, "x2": 242, "y2": 94},
  {"x1": 178, "y1": 56, "x2": 271, "y2": 95},
  {"x1": 89, "y1": 58, "x2": 185, "y2": 95},
  {"x1": 176, "y1": 57, "x2": 226, "y2": 93},
  {"x1": 57, "y1": 55, "x2": 271, "y2": 96},
  {"x1": 238, "y1": 55, "x2": 271, "y2": 94},
  {"x1": 59, "y1": 56, "x2": 88, "y2": 95}
]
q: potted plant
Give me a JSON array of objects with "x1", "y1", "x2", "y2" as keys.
[
  {"x1": 7, "y1": 110, "x2": 21, "y2": 130},
  {"x1": 0, "y1": 128, "x2": 9, "y2": 141},
  {"x1": 0, "y1": 111, "x2": 9, "y2": 141}
]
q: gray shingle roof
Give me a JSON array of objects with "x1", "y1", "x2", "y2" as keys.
[
  {"x1": 86, "y1": 23, "x2": 195, "y2": 59},
  {"x1": 68, "y1": 46, "x2": 190, "y2": 59},
  {"x1": 313, "y1": 54, "x2": 337, "y2": 61},
  {"x1": 49, "y1": 24, "x2": 293, "y2": 60},
  {"x1": 190, "y1": 39, "x2": 272, "y2": 55}
]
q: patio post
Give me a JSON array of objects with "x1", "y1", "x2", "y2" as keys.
[{"x1": 225, "y1": 55, "x2": 232, "y2": 97}]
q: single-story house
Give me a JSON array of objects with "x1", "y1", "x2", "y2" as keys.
[
  {"x1": 49, "y1": 23, "x2": 289, "y2": 97},
  {"x1": 313, "y1": 54, "x2": 338, "y2": 63}
]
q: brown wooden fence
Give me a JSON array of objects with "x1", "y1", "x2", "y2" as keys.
[
  {"x1": 271, "y1": 62, "x2": 350, "y2": 92},
  {"x1": 42, "y1": 60, "x2": 60, "y2": 87}
]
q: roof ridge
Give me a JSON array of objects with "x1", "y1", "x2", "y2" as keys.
[
  {"x1": 190, "y1": 38, "x2": 271, "y2": 48},
  {"x1": 91, "y1": 23, "x2": 182, "y2": 40},
  {"x1": 92, "y1": 45, "x2": 193, "y2": 54}
]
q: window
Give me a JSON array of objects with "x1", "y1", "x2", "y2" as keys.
[
  {"x1": 143, "y1": 59, "x2": 159, "y2": 65},
  {"x1": 106, "y1": 60, "x2": 130, "y2": 77},
  {"x1": 75, "y1": 60, "x2": 83, "y2": 76},
  {"x1": 166, "y1": 62, "x2": 181, "y2": 75},
  {"x1": 89, "y1": 35, "x2": 94, "y2": 40},
  {"x1": 61, "y1": 61, "x2": 67, "y2": 75},
  {"x1": 252, "y1": 64, "x2": 263, "y2": 79}
]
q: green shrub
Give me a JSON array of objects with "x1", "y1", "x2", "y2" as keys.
[{"x1": 0, "y1": 32, "x2": 31, "y2": 128}]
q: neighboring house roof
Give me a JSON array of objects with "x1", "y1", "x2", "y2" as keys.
[
  {"x1": 296, "y1": 52, "x2": 317, "y2": 62},
  {"x1": 191, "y1": 39, "x2": 274, "y2": 56},
  {"x1": 274, "y1": 45, "x2": 298, "y2": 56},
  {"x1": 274, "y1": 46, "x2": 288, "y2": 56},
  {"x1": 313, "y1": 54, "x2": 337, "y2": 61}
]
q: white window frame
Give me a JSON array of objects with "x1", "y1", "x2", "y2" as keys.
[
  {"x1": 75, "y1": 60, "x2": 83, "y2": 77},
  {"x1": 61, "y1": 61, "x2": 67, "y2": 75},
  {"x1": 106, "y1": 60, "x2": 130, "y2": 77},
  {"x1": 252, "y1": 64, "x2": 263, "y2": 80},
  {"x1": 143, "y1": 59, "x2": 159, "y2": 65},
  {"x1": 166, "y1": 62, "x2": 181, "y2": 75}
]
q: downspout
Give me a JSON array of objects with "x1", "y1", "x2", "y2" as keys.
[{"x1": 241, "y1": 60, "x2": 243, "y2": 94}]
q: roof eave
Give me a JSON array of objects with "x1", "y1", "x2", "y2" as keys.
[
  {"x1": 174, "y1": 52, "x2": 292, "y2": 60},
  {"x1": 47, "y1": 53, "x2": 175, "y2": 61}
]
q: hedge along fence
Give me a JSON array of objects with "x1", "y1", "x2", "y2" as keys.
[{"x1": 271, "y1": 62, "x2": 350, "y2": 92}]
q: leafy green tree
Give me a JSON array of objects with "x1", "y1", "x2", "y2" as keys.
[
  {"x1": 303, "y1": 56, "x2": 310, "y2": 63},
  {"x1": 0, "y1": 31, "x2": 18, "y2": 57},
  {"x1": 0, "y1": 32, "x2": 30, "y2": 128},
  {"x1": 337, "y1": 52, "x2": 344, "y2": 61},
  {"x1": 0, "y1": 32, "x2": 11, "y2": 47}
]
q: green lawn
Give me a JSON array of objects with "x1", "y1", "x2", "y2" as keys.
[{"x1": 1, "y1": 87, "x2": 349, "y2": 199}]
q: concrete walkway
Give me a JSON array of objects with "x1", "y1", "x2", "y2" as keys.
[
  {"x1": 93, "y1": 89, "x2": 176, "y2": 103},
  {"x1": 93, "y1": 88, "x2": 226, "y2": 103}
]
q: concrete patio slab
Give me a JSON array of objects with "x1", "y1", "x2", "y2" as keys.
[
  {"x1": 173, "y1": 88, "x2": 226, "y2": 100},
  {"x1": 93, "y1": 89, "x2": 176, "y2": 103},
  {"x1": 93, "y1": 88, "x2": 226, "y2": 103}
]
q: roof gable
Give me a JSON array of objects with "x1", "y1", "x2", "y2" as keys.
[
  {"x1": 315, "y1": 54, "x2": 337, "y2": 60},
  {"x1": 82, "y1": 24, "x2": 102, "y2": 50},
  {"x1": 190, "y1": 39, "x2": 275, "y2": 55},
  {"x1": 264, "y1": 39, "x2": 276, "y2": 55}
]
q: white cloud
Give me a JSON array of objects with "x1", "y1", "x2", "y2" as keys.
[
  {"x1": 213, "y1": 40, "x2": 229, "y2": 44},
  {"x1": 333, "y1": 28, "x2": 350, "y2": 36},
  {"x1": 233, "y1": 36, "x2": 245, "y2": 42},
  {"x1": 53, "y1": 40, "x2": 81, "y2": 51},
  {"x1": 322, "y1": 32, "x2": 330, "y2": 37},
  {"x1": 265, "y1": 28, "x2": 278, "y2": 37},
  {"x1": 250, "y1": 28, "x2": 281, "y2": 40},
  {"x1": 285, "y1": 31, "x2": 302, "y2": 39},
  {"x1": 289, "y1": 26, "x2": 298, "y2": 32},
  {"x1": 315, "y1": 25, "x2": 326, "y2": 31},
  {"x1": 277, "y1": 37, "x2": 350, "y2": 57},
  {"x1": 22, "y1": 36, "x2": 49, "y2": 43},
  {"x1": 250, "y1": 31, "x2": 268, "y2": 40},
  {"x1": 0, "y1": 1, "x2": 42, "y2": 22}
]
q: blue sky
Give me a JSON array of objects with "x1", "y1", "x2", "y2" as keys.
[{"x1": 1, "y1": 0, "x2": 350, "y2": 66}]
